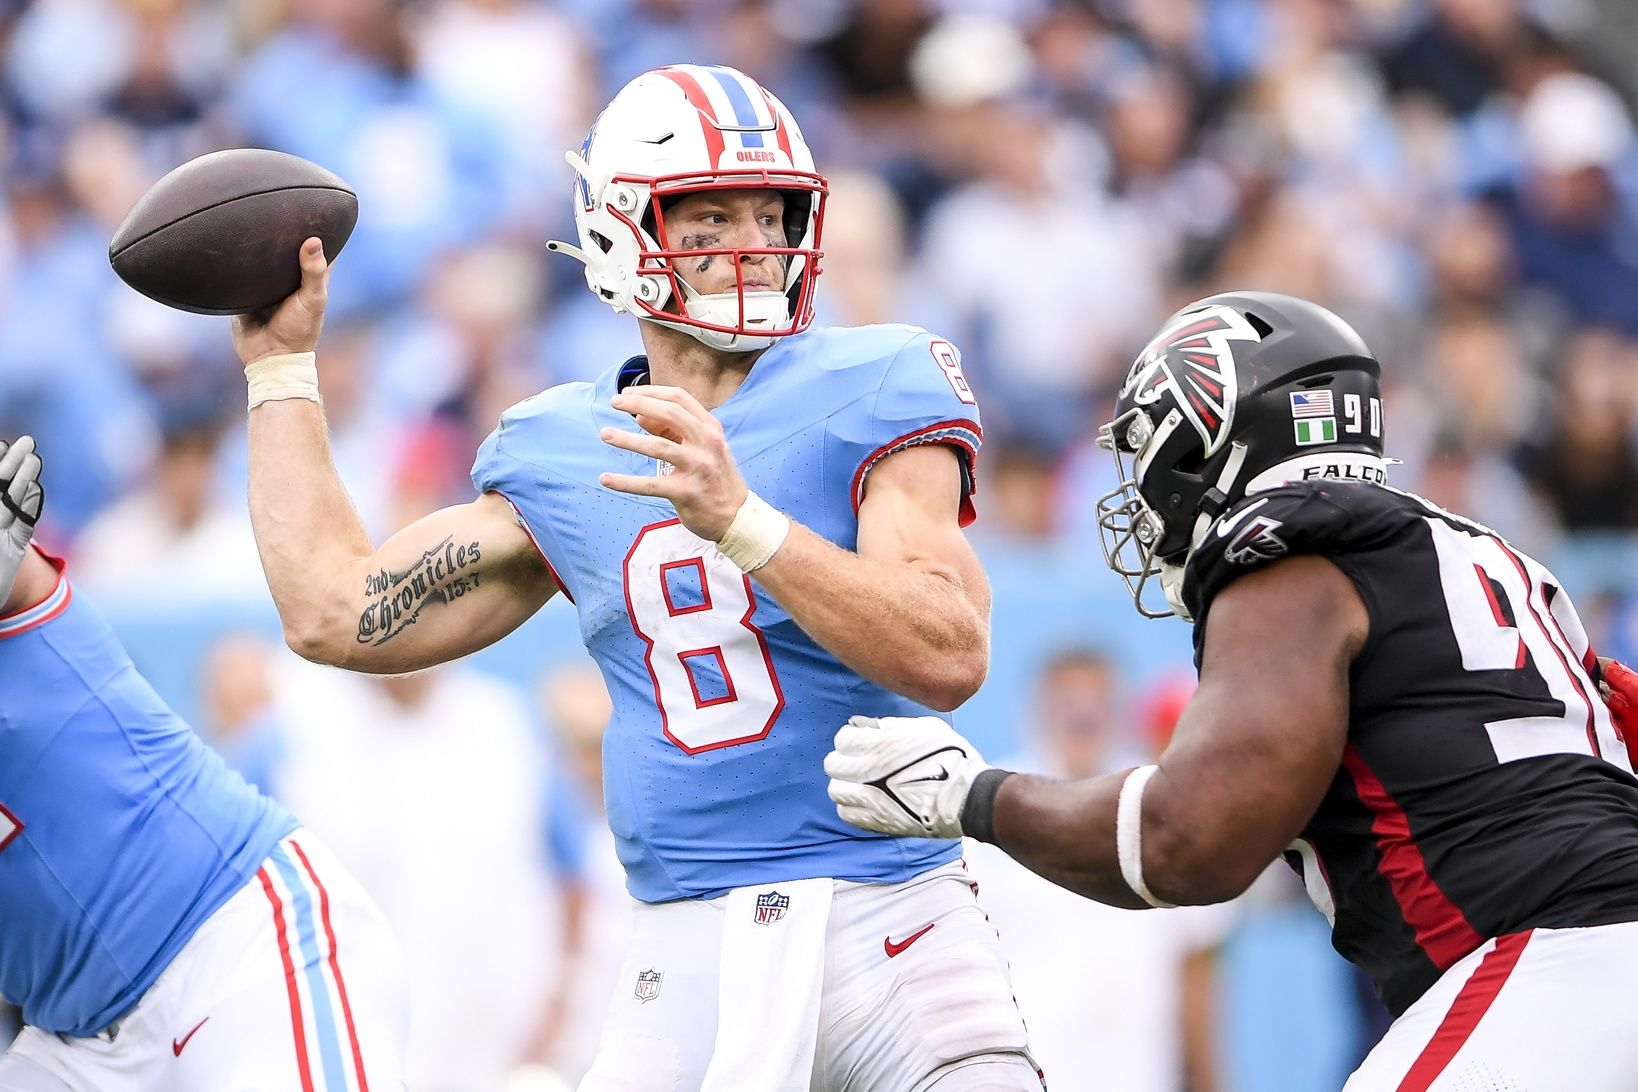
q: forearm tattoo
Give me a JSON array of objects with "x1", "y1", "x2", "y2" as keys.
[{"x1": 357, "y1": 536, "x2": 483, "y2": 645}]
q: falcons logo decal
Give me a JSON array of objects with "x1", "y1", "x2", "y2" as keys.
[
  {"x1": 1119, "y1": 306, "x2": 1263, "y2": 456},
  {"x1": 1223, "y1": 515, "x2": 1288, "y2": 565}
]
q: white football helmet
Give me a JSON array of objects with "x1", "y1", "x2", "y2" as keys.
[{"x1": 548, "y1": 64, "x2": 828, "y2": 353}]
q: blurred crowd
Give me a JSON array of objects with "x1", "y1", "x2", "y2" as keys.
[{"x1": 4, "y1": 0, "x2": 1638, "y2": 1088}]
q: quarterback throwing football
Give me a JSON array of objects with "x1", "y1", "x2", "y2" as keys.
[
  {"x1": 233, "y1": 66, "x2": 1037, "y2": 1091},
  {"x1": 829, "y1": 291, "x2": 1638, "y2": 1090}
]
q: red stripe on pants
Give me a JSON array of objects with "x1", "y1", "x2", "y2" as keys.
[
  {"x1": 290, "y1": 838, "x2": 372, "y2": 1092},
  {"x1": 1397, "y1": 930, "x2": 1532, "y2": 1091},
  {"x1": 257, "y1": 866, "x2": 316, "y2": 1092}
]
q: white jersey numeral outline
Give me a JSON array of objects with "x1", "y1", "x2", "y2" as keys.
[
  {"x1": 624, "y1": 520, "x2": 785, "y2": 753},
  {"x1": 928, "y1": 339, "x2": 977, "y2": 405},
  {"x1": 1426, "y1": 517, "x2": 1629, "y2": 770}
]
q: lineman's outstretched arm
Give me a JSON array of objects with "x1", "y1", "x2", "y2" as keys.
[
  {"x1": 829, "y1": 555, "x2": 1364, "y2": 908},
  {"x1": 235, "y1": 240, "x2": 554, "y2": 674}
]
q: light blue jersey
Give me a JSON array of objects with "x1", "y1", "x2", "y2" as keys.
[
  {"x1": 0, "y1": 556, "x2": 297, "y2": 1035},
  {"x1": 473, "y1": 325, "x2": 982, "y2": 902}
]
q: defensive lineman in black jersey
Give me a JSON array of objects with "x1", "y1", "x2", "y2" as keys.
[{"x1": 825, "y1": 291, "x2": 1638, "y2": 1089}]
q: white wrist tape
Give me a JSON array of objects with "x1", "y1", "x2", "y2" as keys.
[
  {"x1": 716, "y1": 490, "x2": 790, "y2": 573},
  {"x1": 1116, "y1": 764, "x2": 1176, "y2": 909},
  {"x1": 245, "y1": 352, "x2": 320, "y2": 410}
]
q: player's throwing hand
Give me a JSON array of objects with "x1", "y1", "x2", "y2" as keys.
[
  {"x1": 0, "y1": 435, "x2": 44, "y2": 606},
  {"x1": 826, "y1": 715, "x2": 996, "y2": 839},
  {"x1": 600, "y1": 385, "x2": 750, "y2": 542},
  {"x1": 230, "y1": 237, "x2": 331, "y2": 366}
]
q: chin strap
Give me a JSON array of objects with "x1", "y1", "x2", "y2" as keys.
[{"x1": 1159, "y1": 440, "x2": 1250, "y2": 623}]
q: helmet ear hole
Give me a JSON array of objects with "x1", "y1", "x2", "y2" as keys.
[
  {"x1": 1177, "y1": 448, "x2": 1210, "y2": 476},
  {"x1": 590, "y1": 231, "x2": 614, "y2": 254}
]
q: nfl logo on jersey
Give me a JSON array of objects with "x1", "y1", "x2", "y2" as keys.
[
  {"x1": 634, "y1": 968, "x2": 664, "y2": 1003},
  {"x1": 754, "y1": 890, "x2": 790, "y2": 925}
]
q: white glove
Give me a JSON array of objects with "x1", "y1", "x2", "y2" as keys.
[
  {"x1": 825, "y1": 715, "x2": 993, "y2": 839},
  {"x1": 0, "y1": 436, "x2": 43, "y2": 607}
]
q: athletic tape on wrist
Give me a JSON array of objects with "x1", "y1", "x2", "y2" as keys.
[
  {"x1": 1116, "y1": 764, "x2": 1175, "y2": 909},
  {"x1": 245, "y1": 352, "x2": 320, "y2": 409},
  {"x1": 959, "y1": 768, "x2": 1013, "y2": 844},
  {"x1": 716, "y1": 490, "x2": 790, "y2": 572}
]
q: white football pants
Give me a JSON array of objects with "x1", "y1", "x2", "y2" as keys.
[
  {"x1": 1345, "y1": 919, "x2": 1638, "y2": 1090},
  {"x1": 0, "y1": 830, "x2": 408, "y2": 1092},
  {"x1": 578, "y1": 860, "x2": 1042, "y2": 1092}
]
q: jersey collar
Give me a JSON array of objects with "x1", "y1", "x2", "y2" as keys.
[{"x1": 616, "y1": 356, "x2": 650, "y2": 393}]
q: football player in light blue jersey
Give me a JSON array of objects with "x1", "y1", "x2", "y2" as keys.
[
  {"x1": 0, "y1": 437, "x2": 408, "y2": 1091},
  {"x1": 231, "y1": 64, "x2": 1038, "y2": 1092}
]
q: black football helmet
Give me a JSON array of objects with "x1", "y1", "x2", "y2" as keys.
[{"x1": 1096, "y1": 291, "x2": 1388, "y2": 619}]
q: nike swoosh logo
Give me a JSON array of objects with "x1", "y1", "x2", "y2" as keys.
[
  {"x1": 884, "y1": 923, "x2": 936, "y2": 958},
  {"x1": 172, "y1": 1017, "x2": 208, "y2": 1057},
  {"x1": 1214, "y1": 497, "x2": 1270, "y2": 539},
  {"x1": 903, "y1": 769, "x2": 951, "y2": 783}
]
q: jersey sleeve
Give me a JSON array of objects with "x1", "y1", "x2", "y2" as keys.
[
  {"x1": 470, "y1": 403, "x2": 574, "y2": 600},
  {"x1": 839, "y1": 330, "x2": 984, "y2": 526},
  {"x1": 470, "y1": 420, "x2": 512, "y2": 498}
]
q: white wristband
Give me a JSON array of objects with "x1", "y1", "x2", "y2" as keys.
[
  {"x1": 245, "y1": 352, "x2": 320, "y2": 410},
  {"x1": 715, "y1": 490, "x2": 790, "y2": 572},
  {"x1": 1116, "y1": 764, "x2": 1175, "y2": 909}
]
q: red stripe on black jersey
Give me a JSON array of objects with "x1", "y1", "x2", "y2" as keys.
[{"x1": 1342, "y1": 745, "x2": 1485, "y2": 970}]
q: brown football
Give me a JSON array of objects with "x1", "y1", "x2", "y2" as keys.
[{"x1": 109, "y1": 148, "x2": 358, "y2": 316}]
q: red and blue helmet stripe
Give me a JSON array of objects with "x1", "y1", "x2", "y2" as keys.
[{"x1": 655, "y1": 65, "x2": 796, "y2": 166}]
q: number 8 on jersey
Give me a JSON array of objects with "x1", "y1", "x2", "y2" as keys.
[{"x1": 624, "y1": 519, "x2": 786, "y2": 753}]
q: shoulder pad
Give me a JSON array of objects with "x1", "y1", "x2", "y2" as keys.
[
  {"x1": 1182, "y1": 481, "x2": 1413, "y2": 621},
  {"x1": 471, "y1": 381, "x2": 595, "y2": 495}
]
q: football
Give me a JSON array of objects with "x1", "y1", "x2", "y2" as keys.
[{"x1": 108, "y1": 148, "x2": 358, "y2": 316}]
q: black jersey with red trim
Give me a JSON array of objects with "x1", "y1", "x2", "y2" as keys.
[{"x1": 1183, "y1": 480, "x2": 1638, "y2": 1017}]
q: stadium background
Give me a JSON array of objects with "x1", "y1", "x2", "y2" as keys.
[{"x1": 5, "y1": 0, "x2": 1638, "y2": 1088}]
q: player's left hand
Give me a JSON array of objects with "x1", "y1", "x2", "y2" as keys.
[
  {"x1": 825, "y1": 715, "x2": 993, "y2": 839},
  {"x1": 600, "y1": 386, "x2": 748, "y2": 542},
  {"x1": 0, "y1": 435, "x2": 45, "y2": 606}
]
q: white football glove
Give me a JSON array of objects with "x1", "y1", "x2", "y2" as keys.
[
  {"x1": 0, "y1": 436, "x2": 43, "y2": 607},
  {"x1": 825, "y1": 715, "x2": 993, "y2": 839}
]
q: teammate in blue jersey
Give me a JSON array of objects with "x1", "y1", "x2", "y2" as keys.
[
  {"x1": 230, "y1": 65, "x2": 1039, "y2": 1091},
  {"x1": 0, "y1": 436, "x2": 407, "y2": 1091}
]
